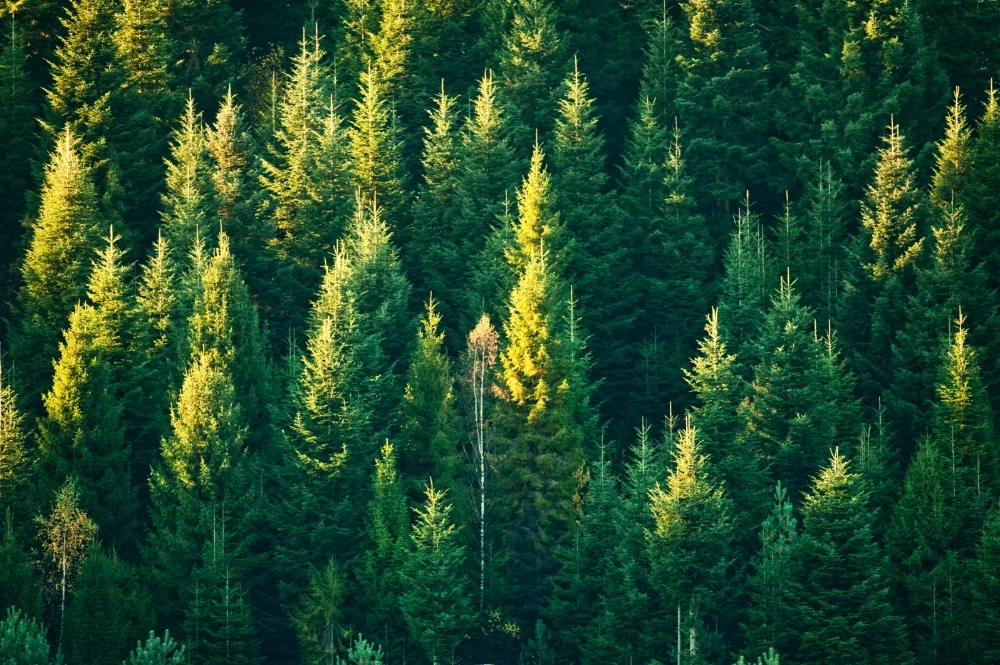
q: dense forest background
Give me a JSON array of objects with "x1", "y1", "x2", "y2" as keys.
[{"x1": 1, "y1": 0, "x2": 1000, "y2": 663}]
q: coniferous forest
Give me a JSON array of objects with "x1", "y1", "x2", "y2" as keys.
[{"x1": 2, "y1": 0, "x2": 1000, "y2": 662}]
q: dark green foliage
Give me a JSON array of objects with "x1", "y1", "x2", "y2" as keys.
[
  {"x1": 125, "y1": 630, "x2": 186, "y2": 665},
  {"x1": 0, "y1": 514, "x2": 43, "y2": 621},
  {"x1": 498, "y1": 0, "x2": 565, "y2": 133},
  {"x1": 787, "y1": 450, "x2": 911, "y2": 665},
  {"x1": 400, "y1": 482, "x2": 475, "y2": 664},
  {"x1": 65, "y1": 549, "x2": 154, "y2": 665}
]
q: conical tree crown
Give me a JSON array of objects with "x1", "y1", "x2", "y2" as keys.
[
  {"x1": 161, "y1": 96, "x2": 213, "y2": 256},
  {"x1": 931, "y1": 89, "x2": 973, "y2": 209}
]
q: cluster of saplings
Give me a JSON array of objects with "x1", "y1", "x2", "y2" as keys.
[{"x1": 1, "y1": 0, "x2": 1000, "y2": 663}]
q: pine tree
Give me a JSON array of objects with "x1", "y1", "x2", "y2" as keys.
[
  {"x1": 788, "y1": 450, "x2": 911, "y2": 665},
  {"x1": 498, "y1": 0, "x2": 565, "y2": 132},
  {"x1": 12, "y1": 128, "x2": 101, "y2": 412},
  {"x1": 0, "y1": 608, "x2": 62, "y2": 665},
  {"x1": 125, "y1": 631, "x2": 186, "y2": 665},
  {"x1": 160, "y1": 95, "x2": 214, "y2": 258},
  {"x1": 358, "y1": 443, "x2": 409, "y2": 660},
  {"x1": 398, "y1": 297, "x2": 459, "y2": 497},
  {"x1": 647, "y1": 417, "x2": 737, "y2": 661},
  {"x1": 65, "y1": 549, "x2": 154, "y2": 665},
  {"x1": 676, "y1": 0, "x2": 770, "y2": 230},
  {"x1": 400, "y1": 481, "x2": 475, "y2": 665}
]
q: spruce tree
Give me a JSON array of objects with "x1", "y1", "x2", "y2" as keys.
[
  {"x1": 746, "y1": 275, "x2": 860, "y2": 501},
  {"x1": 843, "y1": 119, "x2": 929, "y2": 403},
  {"x1": 400, "y1": 482, "x2": 474, "y2": 665},
  {"x1": 498, "y1": 0, "x2": 565, "y2": 132},
  {"x1": 796, "y1": 163, "x2": 849, "y2": 323},
  {"x1": 967, "y1": 506, "x2": 1000, "y2": 662},
  {"x1": 788, "y1": 450, "x2": 911, "y2": 665},
  {"x1": 551, "y1": 60, "x2": 634, "y2": 426},
  {"x1": 930, "y1": 89, "x2": 973, "y2": 209},
  {"x1": 187, "y1": 233, "x2": 272, "y2": 454},
  {"x1": 348, "y1": 66, "x2": 407, "y2": 223},
  {"x1": 718, "y1": 200, "x2": 774, "y2": 357},
  {"x1": 65, "y1": 549, "x2": 154, "y2": 665},
  {"x1": 35, "y1": 300, "x2": 134, "y2": 548},
  {"x1": 744, "y1": 483, "x2": 798, "y2": 659},
  {"x1": 358, "y1": 443, "x2": 409, "y2": 661},
  {"x1": 635, "y1": 122, "x2": 713, "y2": 417},
  {"x1": 966, "y1": 84, "x2": 1000, "y2": 292},
  {"x1": 407, "y1": 86, "x2": 464, "y2": 332},
  {"x1": 398, "y1": 297, "x2": 460, "y2": 498},
  {"x1": 0, "y1": 14, "x2": 36, "y2": 277},
  {"x1": 12, "y1": 128, "x2": 101, "y2": 413},
  {"x1": 0, "y1": 359, "x2": 30, "y2": 522},
  {"x1": 160, "y1": 96, "x2": 214, "y2": 258},
  {"x1": 647, "y1": 417, "x2": 737, "y2": 660},
  {"x1": 676, "y1": 0, "x2": 770, "y2": 230},
  {"x1": 0, "y1": 513, "x2": 43, "y2": 620},
  {"x1": 147, "y1": 349, "x2": 259, "y2": 625}
]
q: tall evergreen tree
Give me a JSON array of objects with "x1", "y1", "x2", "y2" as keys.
[
  {"x1": 676, "y1": 0, "x2": 770, "y2": 229},
  {"x1": 146, "y1": 349, "x2": 260, "y2": 626},
  {"x1": 966, "y1": 84, "x2": 1000, "y2": 292},
  {"x1": 398, "y1": 298, "x2": 460, "y2": 498},
  {"x1": 498, "y1": 0, "x2": 565, "y2": 132},
  {"x1": 12, "y1": 128, "x2": 101, "y2": 412},
  {"x1": 647, "y1": 417, "x2": 737, "y2": 662},
  {"x1": 0, "y1": 357, "x2": 30, "y2": 521},
  {"x1": 400, "y1": 482, "x2": 475, "y2": 665},
  {"x1": 843, "y1": 119, "x2": 929, "y2": 403},
  {"x1": 160, "y1": 96, "x2": 214, "y2": 258},
  {"x1": 349, "y1": 66, "x2": 407, "y2": 223},
  {"x1": 718, "y1": 200, "x2": 774, "y2": 357},
  {"x1": 787, "y1": 450, "x2": 911, "y2": 665}
]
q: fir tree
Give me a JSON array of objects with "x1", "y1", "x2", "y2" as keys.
[
  {"x1": 746, "y1": 275, "x2": 860, "y2": 501},
  {"x1": 358, "y1": 443, "x2": 409, "y2": 660},
  {"x1": 348, "y1": 66, "x2": 407, "y2": 223},
  {"x1": 498, "y1": 0, "x2": 565, "y2": 132},
  {"x1": 843, "y1": 119, "x2": 929, "y2": 403},
  {"x1": 744, "y1": 483, "x2": 798, "y2": 659},
  {"x1": 676, "y1": 0, "x2": 770, "y2": 230},
  {"x1": 290, "y1": 559, "x2": 345, "y2": 664},
  {"x1": 966, "y1": 84, "x2": 1000, "y2": 292},
  {"x1": 0, "y1": 512, "x2": 43, "y2": 620},
  {"x1": 788, "y1": 450, "x2": 911, "y2": 665},
  {"x1": 398, "y1": 297, "x2": 460, "y2": 497},
  {"x1": 647, "y1": 416, "x2": 737, "y2": 661},
  {"x1": 65, "y1": 549, "x2": 154, "y2": 665},
  {"x1": 12, "y1": 128, "x2": 101, "y2": 412},
  {"x1": 797, "y1": 163, "x2": 849, "y2": 323},
  {"x1": 160, "y1": 96, "x2": 213, "y2": 258},
  {"x1": 187, "y1": 232, "x2": 272, "y2": 453},
  {"x1": 407, "y1": 85, "x2": 464, "y2": 331},
  {"x1": 400, "y1": 482, "x2": 475, "y2": 665},
  {"x1": 930, "y1": 89, "x2": 973, "y2": 209},
  {"x1": 0, "y1": 13, "x2": 36, "y2": 276},
  {"x1": 147, "y1": 349, "x2": 259, "y2": 625},
  {"x1": 35, "y1": 299, "x2": 134, "y2": 548},
  {"x1": 966, "y1": 506, "x2": 1000, "y2": 662},
  {"x1": 0, "y1": 358, "x2": 29, "y2": 520}
]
